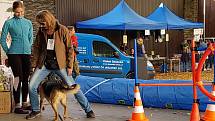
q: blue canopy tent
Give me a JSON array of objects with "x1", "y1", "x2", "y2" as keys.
[
  {"x1": 76, "y1": 0, "x2": 165, "y2": 30},
  {"x1": 146, "y1": 3, "x2": 203, "y2": 70},
  {"x1": 147, "y1": 3, "x2": 203, "y2": 29}
]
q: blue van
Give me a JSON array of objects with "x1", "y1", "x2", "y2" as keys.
[{"x1": 76, "y1": 33, "x2": 155, "y2": 79}]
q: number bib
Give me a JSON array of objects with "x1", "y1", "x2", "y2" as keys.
[{"x1": 47, "y1": 39, "x2": 55, "y2": 50}]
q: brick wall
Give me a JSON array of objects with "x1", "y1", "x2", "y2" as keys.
[
  {"x1": 184, "y1": 0, "x2": 199, "y2": 40},
  {"x1": 23, "y1": 0, "x2": 55, "y2": 35}
]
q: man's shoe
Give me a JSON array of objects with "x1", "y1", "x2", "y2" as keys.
[
  {"x1": 26, "y1": 111, "x2": 40, "y2": 120},
  {"x1": 86, "y1": 110, "x2": 95, "y2": 118},
  {"x1": 14, "y1": 108, "x2": 29, "y2": 114}
]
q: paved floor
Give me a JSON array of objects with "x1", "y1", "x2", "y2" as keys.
[{"x1": 0, "y1": 94, "x2": 201, "y2": 121}]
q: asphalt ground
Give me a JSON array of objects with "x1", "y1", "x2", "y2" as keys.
[{"x1": 0, "y1": 94, "x2": 202, "y2": 121}]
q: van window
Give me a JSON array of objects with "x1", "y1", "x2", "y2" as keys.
[{"x1": 93, "y1": 41, "x2": 115, "y2": 57}]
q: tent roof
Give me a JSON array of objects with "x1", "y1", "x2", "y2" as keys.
[
  {"x1": 76, "y1": 0, "x2": 165, "y2": 30},
  {"x1": 147, "y1": 3, "x2": 203, "y2": 29}
]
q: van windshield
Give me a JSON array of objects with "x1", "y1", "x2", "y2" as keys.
[{"x1": 93, "y1": 41, "x2": 116, "y2": 58}]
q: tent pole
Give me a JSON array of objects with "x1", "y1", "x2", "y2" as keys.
[
  {"x1": 153, "y1": 31, "x2": 155, "y2": 53},
  {"x1": 165, "y1": 31, "x2": 169, "y2": 73},
  {"x1": 203, "y1": 0, "x2": 206, "y2": 41},
  {"x1": 166, "y1": 31, "x2": 169, "y2": 59}
]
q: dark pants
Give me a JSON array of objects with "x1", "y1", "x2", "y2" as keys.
[
  {"x1": 181, "y1": 53, "x2": 189, "y2": 72},
  {"x1": 8, "y1": 54, "x2": 31, "y2": 104},
  {"x1": 205, "y1": 55, "x2": 213, "y2": 69}
]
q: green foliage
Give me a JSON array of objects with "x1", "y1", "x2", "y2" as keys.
[{"x1": 6, "y1": 7, "x2": 13, "y2": 12}]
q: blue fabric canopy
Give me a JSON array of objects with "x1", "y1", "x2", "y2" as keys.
[
  {"x1": 147, "y1": 3, "x2": 203, "y2": 30},
  {"x1": 76, "y1": 0, "x2": 165, "y2": 30}
]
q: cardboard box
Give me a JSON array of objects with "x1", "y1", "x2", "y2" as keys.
[{"x1": 0, "y1": 91, "x2": 11, "y2": 113}]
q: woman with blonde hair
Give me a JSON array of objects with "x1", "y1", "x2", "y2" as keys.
[
  {"x1": 0, "y1": 1, "x2": 33, "y2": 114},
  {"x1": 137, "y1": 37, "x2": 146, "y2": 57},
  {"x1": 26, "y1": 10, "x2": 95, "y2": 119}
]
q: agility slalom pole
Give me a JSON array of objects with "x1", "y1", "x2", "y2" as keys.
[
  {"x1": 213, "y1": 50, "x2": 215, "y2": 95},
  {"x1": 139, "y1": 83, "x2": 211, "y2": 87},
  {"x1": 190, "y1": 38, "x2": 200, "y2": 121},
  {"x1": 134, "y1": 39, "x2": 138, "y2": 84},
  {"x1": 127, "y1": 39, "x2": 149, "y2": 121}
]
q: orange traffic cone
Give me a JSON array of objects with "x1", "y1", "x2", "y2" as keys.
[
  {"x1": 201, "y1": 89, "x2": 215, "y2": 121},
  {"x1": 128, "y1": 86, "x2": 149, "y2": 121}
]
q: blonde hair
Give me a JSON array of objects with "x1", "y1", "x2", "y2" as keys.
[
  {"x1": 36, "y1": 10, "x2": 56, "y2": 31},
  {"x1": 137, "y1": 37, "x2": 144, "y2": 45}
]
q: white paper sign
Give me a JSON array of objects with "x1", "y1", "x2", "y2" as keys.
[
  {"x1": 13, "y1": 77, "x2": 19, "y2": 91},
  {"x1": 161, "y1": 29, "x2": 165, "y2": 35},
  {"x1": 194, "y1": 29, "x2": 203, "y2": 35},
  {"x1": 47, "y1": 39, "x2": 55, "y2": 50},
  {"x1": 166, "y1": 34, "x2": 169, "y2": 42},
  {"x1": 145, "y1": 30, "x2": 150, "y2": 35},
  {"x1": 123, "y1": 35, "x2": 127, "y2": 44},
  {"x1": 151, "y1": 51, "x2": 154, "y2": 55}
]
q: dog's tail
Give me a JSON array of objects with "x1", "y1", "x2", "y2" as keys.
[{"x1": 65, "y1": 84, "x2": 80, "y2": 94}]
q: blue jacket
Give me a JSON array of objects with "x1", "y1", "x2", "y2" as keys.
[
  {"x1": 197, "y1": 42, "x2": 207, "y2": 51},
  {"x1": 0, "y1": 16, "x2": 33, "y2": 54}
]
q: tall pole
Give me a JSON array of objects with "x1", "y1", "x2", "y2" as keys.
[
  {"x1": 190, "y1": 39, "x2": 200, "y2": 121},
  {"x1": 203, "y1": 0, "x2": 206, "y2": 41},
  {"x1": 134, "y1": 39, "x2": 138, "y2": 85}
]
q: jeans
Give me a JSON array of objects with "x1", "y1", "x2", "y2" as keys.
[{"x1": 29, "y1": 66, "x2": 92, "y2": 113}]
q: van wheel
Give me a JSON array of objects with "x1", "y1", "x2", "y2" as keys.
[{"x1": 126, "y1": 72, "x2": 134, "y2": 79}]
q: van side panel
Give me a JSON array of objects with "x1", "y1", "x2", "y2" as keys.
[
  {"x1": 76, "y1": 33, "x2": 131, "y2": 78},
  {"x1": 76, "y1": 33, "x2": 155, "y2": 79}
]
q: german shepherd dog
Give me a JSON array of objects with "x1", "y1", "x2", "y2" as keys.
[{"x1": 39, "y1": 80, "x2": 80, "y2": 121}]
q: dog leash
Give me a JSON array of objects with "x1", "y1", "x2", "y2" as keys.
[{"x1": 58, "y1": 113, "x2": 64, "y2": 121}]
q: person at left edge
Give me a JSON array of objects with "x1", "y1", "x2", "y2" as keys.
[{"x1": 0, "y1": 1, "x2": 33, "y2": 114}]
